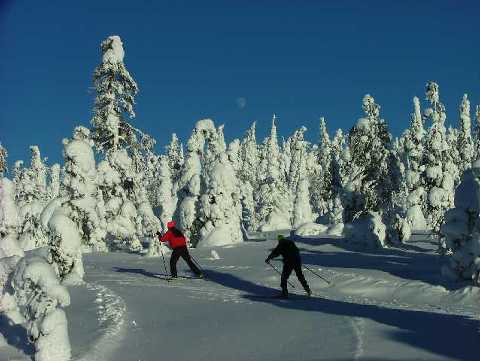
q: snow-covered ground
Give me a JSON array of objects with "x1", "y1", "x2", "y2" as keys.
[{"x1": 2, "y1": 233, "x2": 480, "y2": 361}]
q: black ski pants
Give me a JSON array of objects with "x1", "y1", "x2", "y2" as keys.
[
  {"x1": 170, "y1": 246, "x2": 202, "y2": 277},
  {"x1": 281, "y1": 262, "x2": 310, "y2": 296}
]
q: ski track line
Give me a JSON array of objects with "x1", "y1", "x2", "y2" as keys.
[
  {"x1": 351, "y1": 317, "x2": 365, "y2": 361},
  {"x1": 75, "y1": 282, "x2": 127, "y2": 361}
]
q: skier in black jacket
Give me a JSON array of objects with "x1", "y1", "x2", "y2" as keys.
[{"x1": 265, "y1": 234, "x2": 311, "y2": 298}]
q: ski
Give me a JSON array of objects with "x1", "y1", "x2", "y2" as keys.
[
  {"x1": 154, "y1": 274, "x2": 206, "y2": 282},
  {"x1": 249, "y1": 293, "x2": 315, "y2": 300}
]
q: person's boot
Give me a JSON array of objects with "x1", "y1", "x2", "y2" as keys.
[{"x1": 305, "y1": 287, "x2": 312, "y2": 297}]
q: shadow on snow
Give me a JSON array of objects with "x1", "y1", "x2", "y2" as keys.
[
  {"x1": 294, "y1": 235, "x2": 466, "y2": 290},
  {"x1": 205, "y1": 269, "x2": 479, "y2": 361},
  {"x1": 0, "y1": 313, "x2": 34, "y2": 356}
]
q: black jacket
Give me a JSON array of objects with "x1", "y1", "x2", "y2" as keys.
[{"x1": 266, "y1": 238, "x2": 301, "y2": 265}]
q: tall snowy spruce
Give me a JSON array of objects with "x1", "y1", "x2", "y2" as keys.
[
  {"x1": 344, "y1": 95, "x2": 392, "y2": 223},
  {"x1": 284, "y1": 127, "x2": 314, "y2": 227},
  {"x1": 174, "y1": 119, "x2": 214, "y2": 245},
  {"x1": 0, "y1": 142, "x2": 7, "y2": 177},
  {"x1": 402, "y1": 97, "x2": 427, "y2": 230},
  {"x1": 15, "y1": 146, "x2": 50, "y2": 250},
  {"x1": 456, "y1": 94, "x2": 474, "y2": 175},
  {"x1": 422, "y1": 82, "x2": 457, "y2": 232},
  {"x1": 90, "y1": 35, "x2": 160, "y2": 251},
  {"x1": 238, "y1": 122, "x2": 259, "y2": 231},
  {"x1": 310, "y1": 118, "x2": 334, "y2": 218},
  {"x1": 91, "y1": 35, "x2": 139, "y2": 152},
  {"x1": 256, "y1": 115, "x2": 291, "y2": 231}
]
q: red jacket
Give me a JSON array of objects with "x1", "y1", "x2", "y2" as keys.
[{"x1": 159, "y1": 229, "x2": 187, "y2": 249}]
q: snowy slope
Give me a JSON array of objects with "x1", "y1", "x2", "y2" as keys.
[{"x1": 3, "y1": 233, "x2": 480, "y2": 361}]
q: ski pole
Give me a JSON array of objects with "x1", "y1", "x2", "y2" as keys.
[
  {"x1": 267, "y1": 262, "x2": 295, "y2": 288},
  {"x1": 190, "y1": 254, "x2": 204, "y2": 273},
  {"x1": 303, "y1": 264, "x2": 331, "y2": 284},
  {"x1": 159, "y1": 241, "x2": 169, "y2": 277}
]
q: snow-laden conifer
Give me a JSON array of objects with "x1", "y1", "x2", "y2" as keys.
[
  {"x1": 403, "y1": 97, "x2": 427, "y2": 230},
  {"x1": 60, "y1": 130, "x2": 107, "y2": 251},
  {"x1": 48, "y1": 164, "x2": 61, "y2": 200},
  {"x1": 11, "y1": 252, "x2": 72, "y2": 361},
  {"x1": 310, "y1": 118, "x2": 333, "y2": 217},
  {"x1": 344, "y1": 95, "x2": 392, "y2": 222},
  {"x1": 441, "y1": 160, "x2": 480, "y2": 283},
  {"x1": 91, "y1": 35, "x2": 139, "y2": 153},
  {"x1": 0, "y1": 178, "x2": 24, "y2": 258},
  {"x1": 456, "y1": 94, "x2": 474, "y2": 175},
  {"x1": 0, "y1": 143, "x2": 7, "y2": 177},
  {"x1": 198, "y1": 153, "x2": 243, "y2": 247},
  {"x1": 238, "y1": 122, "x2": 259, "y2": 231},
  {"x1": 175, "y1": 119, "x2": 215, "y2": 244},
  {"x1": 256, "y1": 115, "x2": 291, "y2": 231},
  {"x1": 422, "y1": 81, "x2": 456, "y2": 232},
  {"x1": 166, "y1": 133, "x2": 184, "y2": 184}
]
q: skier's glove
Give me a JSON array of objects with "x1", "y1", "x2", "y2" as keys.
[{"x1": 155, "y1": 231, "x2": 161, "y2": 237}]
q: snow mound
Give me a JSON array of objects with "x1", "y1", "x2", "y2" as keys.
[
  {"x1": 327, "y1": 223, "x2": 344, "y2": 236},
  {"x1": 259, "y1": 210, "x2": 291, "y2": 232},
  {"x1": 209, "y1": 250, "x2": 221, "y2": 260},
  {"x1": 198, "y1": 224, "x2": 238, "y2": 248},
  {"x1": 344, "y1": 212, "x2": 386, "y2": 248},
  {"x1": 294, "y1": 222, "x2": 329, "y2": 236}
]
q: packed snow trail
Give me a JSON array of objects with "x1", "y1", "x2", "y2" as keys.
[{"x1": 68, "y1": 237, "x2": 480, "y2": 361}]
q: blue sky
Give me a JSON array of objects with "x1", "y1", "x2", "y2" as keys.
[{"x1": 1, "y1": 0, "x2": 479, "y2": 169}]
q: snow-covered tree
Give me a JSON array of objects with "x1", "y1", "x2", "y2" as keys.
[
  {"x1": 474, "y1": 105, "x2": 480, "y2": 155},
  {"x1": 91, "y1": 35, "x2": 139, "y2": 153},
  {"x1": 198, "y1": 153, "x2": 243, "y2": 247},
  {"x1": 422, "y1": 81, "x2": 456, "y2": 232},
  {"x1": 310, "y1": 118, "x2": 334, "y2": 217},
  {"x1": 30, "y1": 145, "x2": 48, "y2": 200},
  {"x1": 402, "y1": 96, "x2": 427, "y2": 230},
  {"x1": 293, "y1": 175, "x2": 314, "y2": 228},
  {"x1": 441, "y1": 160, "x2": 480, "y2": 283},
  {"x1": 238, "y1": 122, "x2": 259, "y2": 231},
  {"x1": 60, "y1": 131, "x2": 107, "y2": 251},
  {"x1": 174, "y1": 119, "x2": 215, "y2": 244},
  {"x1": 48, "y1": 164, "x2": 61, "y2": 200},
  {"x1": 155, "y1": 155, "x2": 175, "y2": 229},
  {"x1": 0, "y1": 143, "x2": 7, "y2": 177},
  {"x1": 286, "y1": 126, "x2": 307, "y2": 194},
  {"x1": 456, "y1": 94, "x2": 474, "y2": 175},
  {"x1": 344, "y1": 95, "x2": 392, "y2": 223},
  {"x1": 256, "y1": 116, "x2": 291, "y2": 231},
  {"x1": 166, "y1": 133, "x2": 184, "y2": 184},
  {"x1": 11, "y1": 252, "x2": 72, "y2": 361},
  {"x1": 0, "y1": 178, "x2": 23, "y2": 258},
  {"x1": 97, "y1": 148, "x2": 159, "y2": 252},
  {"x1": 15, "y1": 148, "x2": 50, "y2": 250}
]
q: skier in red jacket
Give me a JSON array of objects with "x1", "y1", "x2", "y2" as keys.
[{"x1": 157, "y1": 221, "x2": 203, "y2": 278}]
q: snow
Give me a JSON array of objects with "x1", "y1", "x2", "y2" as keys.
[
  {"x1": 8, "y1": 250, "x2": 71, "y2": 361},
  {"x1": 344, "y1": 212, "x2": 387, "y2": 248},
  {"x1": 294, "y1": 222, "x2": 329, "y2": 236},
  {"x1": 2, "y1": 234, "x2": 474, "y2": 361},
  {"x1": 101, "y1": 35, "x2": 125, "y2": 64},
  {"x1": 195, "y1": 118, "x2": 216, "y2": 132},
  {"x1": 48, "y1": 212, "x2": 84, "y2": 284}
]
